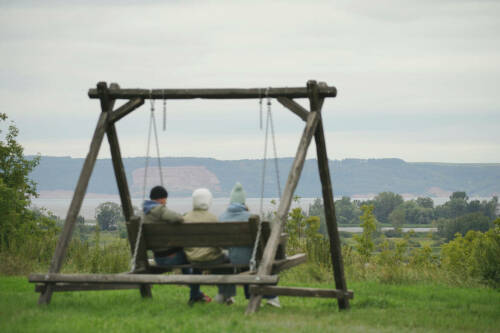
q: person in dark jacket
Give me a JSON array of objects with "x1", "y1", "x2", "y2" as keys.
[
  {"x1": 217, "y1": 182, "x2": 280, "y2": 307},
  {"x1": 143, "y1": 185, "x2": 211, "y2": 305}
]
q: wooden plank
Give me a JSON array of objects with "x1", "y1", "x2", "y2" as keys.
[
  {"x1": 246, "y1": 106, "x2": 321, "y2": 314},
  {"x1": 38, "y1": 84, "x2": 110, "y2": 305},
  {"x1": 29, "y1": 273, "x2": 279, "y2": 285},
  {"x1": 145, "y1": 253, "x2": 306, "y2": 274},
  {"x1": 88, "y1": 86, "x2": 337, "y2": 100},
  {"x1": 310, "y1": 80, "x2": 350, "y2": 310},
  {"x1": 276, "y1": 97, "x2": 309, "y2": 121},
  {"x1": 35, "y1": 283, "x2": 142, "y2": 293},
  {"x1": 272, "y1": 253, "x2": 307, "y2": 273},
  {"x1": 109, "y1": 97, "x2": 144, "y2": 123},
  {"x1": 249, "y1": 286, "x2": 354, "y2": 299}
]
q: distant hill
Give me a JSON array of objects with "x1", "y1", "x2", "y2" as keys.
[{"x1": 29, "y1": 156, "x2": 500, "y2": 198}]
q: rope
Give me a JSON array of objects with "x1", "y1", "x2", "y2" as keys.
[
  {"x1": 133, "y1": 90, "x2": 165, "y2": 272},
  {"x1": 251, "y1": 88, "x2": 283, "y2": 272},
  {"x1": 130, "y1": 218, "x2": 144, "y2": 272}
]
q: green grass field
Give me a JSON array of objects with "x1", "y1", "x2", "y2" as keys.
[{"x1": 1, "y1": 276, "x2": 499, "y2": 333}]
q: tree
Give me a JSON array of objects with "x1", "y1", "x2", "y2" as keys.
[
  {"x1": 95, "y1": 202, "x2": 123, "y2": 231},
  {"x1": 0, "y1": 113, "x2": 45, "y2": 247},
  {"x1": 353, "y1": 204, "x2": 377, "y2": 262},
  {"x1": 435, "y1": 191, "x2": 469, "y2": 219},
  {"x1": 416, "y1": 197, "x2": 434, "y2": 209},
  {"x1": 335, "y1": 196, "x2": 362, "y2": 225},
  {"x1": 436, "y1": 212, "x2": 492, "y2": 241},
  {"x1": 372, "y1": 192, "x2": 404, "y2": 224}
]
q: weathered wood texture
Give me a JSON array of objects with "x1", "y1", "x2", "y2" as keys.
[
  {"x1": 88, "y1": 86, "x2": 337, "y2": 100},
  {"x1": 35, "y1": 283, "x2": 142, "y2": 293},
  {"x1": 276, "y1": 97, "x2": 309, "y2": 121},
  {"x1": 309, "y1": 80, "x2": 350, "y2": 310},
  {"x1": 109, "y1": 97, "x2": 144, "y2": 123},
  {"x1": 29, "y1": 274, "x2": 279, "y2": 285},
  {"x1": 146, "y1": 253, "x2": 306, "y2": 274},
  {"x1": 249, "y1": 286, "x2": 353, "y2": 299},
  {"x1": 38, "y1": 82, "x2": 112, "y2": 305},
  {"x1": 246, "y1": 110, "x2": 320, "y2": 314},
  {"x1": 142, "y1": 221, "x2": 264, "y2": 248}
]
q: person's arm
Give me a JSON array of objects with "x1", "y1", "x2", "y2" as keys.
[{"x1": 160, "y1": 206, "x2": 184, "y2": 223}]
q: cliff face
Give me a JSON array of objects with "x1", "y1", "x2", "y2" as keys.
[{"x1": 28, "y1": 156, "x2": 500, "y2": 198}]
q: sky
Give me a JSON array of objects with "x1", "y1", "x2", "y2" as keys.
[{"x1": 1, "y1": 0, "x2": 499, "y2": 163}]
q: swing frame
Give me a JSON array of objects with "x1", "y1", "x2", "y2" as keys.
[{"x1": 30, "y1": 80, "x2": 351, "y2": 314}]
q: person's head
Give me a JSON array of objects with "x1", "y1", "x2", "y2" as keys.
[
  {"x1": 192, "y1": 188, "x2": 213, "y2": 211},
  {"x1": 230, "y1": 182, "x2": 246, "y2": 205},
  {"x1": 150, "y1": 185, "x2": 168, "y2": 205}
]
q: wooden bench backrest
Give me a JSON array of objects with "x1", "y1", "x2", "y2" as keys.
[
  {"x1": 137, "y1": 215, "x2": 271, "y2": 251},
  {"x1": 142, "y1": 221, "x2": 271, "y2": 249}
]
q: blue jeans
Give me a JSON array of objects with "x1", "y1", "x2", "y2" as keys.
[{"x1": 154, "y1": 251, "x2": 203, "y2": 301}]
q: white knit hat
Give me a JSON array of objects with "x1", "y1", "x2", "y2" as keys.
[{"x1": 192, "y1": 188, "x2": 213, "y2": 210}]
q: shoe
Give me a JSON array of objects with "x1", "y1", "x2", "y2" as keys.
[
  {"x1": 266, "y1": 297, "x2": 281, "y2": 308},
  {"x1": 225, "y1": 297, "x2": 235, "y2": 305},
  {"x1": 214, "y1": 293, "x2": 225, "y2": 304},
  {"x1": 188, "y1": 293, "x2": 212, "y2": 306}
]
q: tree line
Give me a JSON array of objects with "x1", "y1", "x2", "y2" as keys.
[{"x1": 307, "y1": 191, "x2": 498, "y2": 241}]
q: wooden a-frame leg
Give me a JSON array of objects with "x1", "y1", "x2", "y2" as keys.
[
  {"x1": 38, "y1": 107, "x2": 109, "y2": 305},
  {"x1": 310, "y1": 80, "x2": 350, "y2": 310},
  {"x1": 103, "y1": 83, "x2": 152, "y2": 298},
  {"x1": 246, "y1": 103, "x2": 321, "y2": 315}
]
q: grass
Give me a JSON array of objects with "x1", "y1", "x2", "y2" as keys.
[{"x1": 1, "y1": 275, "x2": 499, "y2": 332}]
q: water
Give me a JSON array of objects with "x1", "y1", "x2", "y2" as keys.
[{"x1": 31, "y1": 196, "x2": 319, "y2": 220}]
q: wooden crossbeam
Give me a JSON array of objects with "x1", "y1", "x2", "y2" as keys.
[
  {"x1": 88, "y1": 86, "x2": 337, "y2": 100},
  {"x1": 249, "y1": 286, "x2": 354, "y2": 299},
  {"x1": 29, "y1": 274, "x2": 279, "y2": 285},
  {"x1": 109, "y1": 98, "x2": 144, "y2": 123},
  {"x1": 276, "y1": 97, "x2": 309, "y2": 121}
]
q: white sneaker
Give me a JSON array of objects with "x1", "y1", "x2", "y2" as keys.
[
  {"x1": 225, "y1": 297, "x2": 235, "y2": 305},
  {"x1": 214, "y1": 293, "x2": 225, "y2": 304},
  {"x1": 266, "y1": 297, "x2": 281, "y2": 308}
]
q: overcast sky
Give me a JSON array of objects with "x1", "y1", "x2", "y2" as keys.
[{"x1": 1, "y1": 0, "x2": 499, "y2": 163}]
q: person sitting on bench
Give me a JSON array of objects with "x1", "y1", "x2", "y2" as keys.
[
  {"x1": 184, "y1": 188, "x2": 230, "y2": 305},
  {"x1": 218, "y1": 182, "x2": 281, "y2": 308},
  {"x1": 143, "y1": 185, "x2": 211, "y2": 305}
]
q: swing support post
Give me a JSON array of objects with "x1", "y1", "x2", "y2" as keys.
[{"x1": 34, "y1": 80, "x2": 350, "y2": 313}]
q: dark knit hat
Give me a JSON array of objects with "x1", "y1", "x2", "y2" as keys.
[{"x1": 150, "y1": 186, "x2": 168, "y2": 200}]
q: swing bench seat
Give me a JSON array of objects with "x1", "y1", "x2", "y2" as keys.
[
  {"x1": 132, "y1": 214, "x2": 305, "y2": 274},
  {"x1": 30, "y1": 215, "x2": 306, "y2": 294}
]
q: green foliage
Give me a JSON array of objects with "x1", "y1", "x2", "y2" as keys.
[
  {"x1": 0, "y1": 113, "x2": 59, "y2": 249},
  {"x1": 334, "y1": 196, "x2": 361, "y2": 225},
  {"x1": 436, "y1": 212, "x2": 492, "y2": 241},
  {"x1": 389, "y1": 200, "x2": 435, "y2": 227},
  {"x1": 95, "y1": 201, "x2": 124, "y2": 231},
  {"x1": 372, "y1": 192, "x2": 404, "y2": 224},
  {"x1": 353, "y1": 205, "x2": 377, "y2": 262},
  {"x1": 441, "y1": 219, "x2": 500, "y2": 287}
]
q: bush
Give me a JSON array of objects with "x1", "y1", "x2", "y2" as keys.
[{"x1": 441, "y1": 219, "x2": 500, "y2": 287}]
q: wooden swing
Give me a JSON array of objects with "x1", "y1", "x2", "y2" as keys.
[{"x1": 29, "y1": 80, "x2": 353, "y2": 314}]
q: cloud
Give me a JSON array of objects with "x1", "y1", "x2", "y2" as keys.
[{"x1": 1, "y1": 0, "x2": 499, "y2": 162}]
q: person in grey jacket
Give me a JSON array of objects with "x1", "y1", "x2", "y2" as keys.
[
  {"x1": 143, "y1": 185, "x2": 211, "y2": 305},
  {"x1": 217, "y1": 182, "x2": 280, "y2": 307}
]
